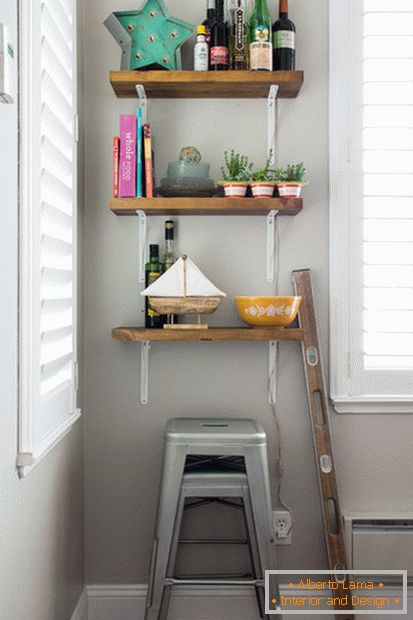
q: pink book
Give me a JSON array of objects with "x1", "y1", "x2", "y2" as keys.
[{"x1": 119, "y1": 115, "x2": 136, "y2": 197}]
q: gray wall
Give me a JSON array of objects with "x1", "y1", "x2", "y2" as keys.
[
  {"x1": 0, "y1": 2, "x2": 84, "y2": 618},
  {"x1": 82, "y1": 0, "x2": 413, "y2": 585}
]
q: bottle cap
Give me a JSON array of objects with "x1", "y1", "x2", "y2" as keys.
[
  {"x1": 197, "y1": 24, "x2": 207, "y2": 35},
  {"x1": 149, "y1": 244, "x2": 159, "y2": 258},
  {"x1": 165, "y1": 220, "x2": 174, "y2": 239}
]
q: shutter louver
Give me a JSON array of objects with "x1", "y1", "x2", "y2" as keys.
[
  {"x1": 19, "y1": 0, "x2": 78, "y2": 471},
  {"x1": 363, "y1": 1, "x2": 413, "y2": 372}
]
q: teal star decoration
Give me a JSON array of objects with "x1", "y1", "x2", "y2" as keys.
[{"x1": 104, "y1": 0, "x2": 195, "y2": 71}]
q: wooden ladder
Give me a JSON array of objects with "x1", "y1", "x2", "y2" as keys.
[{"x1": 292, "y1": 270, "x2": 353, "y2": 620}]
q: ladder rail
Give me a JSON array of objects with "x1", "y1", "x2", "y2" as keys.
[{"x1": 293, "y1": 269, "x2": 354, "y2": 620}]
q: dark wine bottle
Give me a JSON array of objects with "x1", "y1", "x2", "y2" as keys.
[
  {"x1": 145, "y1": 244, "x2": 164, "y2": 328},
  {"x1": 202, "y1": 0, "x2": 216, "y2": 48},
  {"x1": 210, "y1": 0, "x2": 229, "y2": 71},
  {"x1": 272, "y1": 0, "x2": 296, "y2": 71}
]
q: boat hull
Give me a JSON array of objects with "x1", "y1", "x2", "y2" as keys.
[{"x1": 149, "y1": 296, "x2": 221, "y2": 315}]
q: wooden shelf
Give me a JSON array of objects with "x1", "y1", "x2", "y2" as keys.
[
  {"x1": 110, "y1": 197, "x2": 302, "y2": 216},
  {"x1": 110, "y1": 70, "x2": 304, "y2": 99},
  {"x1": 112, "y1": 327, "x2": 304, "y2": 342}
]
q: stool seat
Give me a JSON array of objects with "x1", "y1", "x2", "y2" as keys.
[{"x1": 166, "y1": 418, "x2": 267, "y2": 446}]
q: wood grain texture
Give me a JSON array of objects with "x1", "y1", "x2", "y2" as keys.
[
  {"x1": 110, "y1": 197, "x2": 303, "y2": 216},
  {"x1": 110, "y1": 70, "x2": 304, "y2": 99},
  {"x1": 293, "y1": 270, "x2": 354, "y2": 620},
  {"x1": 112, "y1": 327, "x2": 305, "y2": 342}
]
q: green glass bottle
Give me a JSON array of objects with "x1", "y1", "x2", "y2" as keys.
[
  {"x1": 162, "y1": 221, "x2": 177, "y2": 272},
  {"x1": 161, "y1": 220, "x2": 178, "y2": 326},
  {"x1": 145, "y1": 244, "x2": 164, "y2": 328},
  {"x1": 249, "y1": 0, "x2": 273, "y2": 71}
]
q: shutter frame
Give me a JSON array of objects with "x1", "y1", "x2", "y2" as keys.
[
  {"x1": 330, "y1": 0, "x2": 413, "y2": 413},
  {"x1": 18, "y1": 0, "x2": 80, "y2": 476}
]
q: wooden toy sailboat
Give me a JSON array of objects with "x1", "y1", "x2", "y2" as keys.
[{"x1": 141, "y1": 255, "x2": 226, "y2": 329}]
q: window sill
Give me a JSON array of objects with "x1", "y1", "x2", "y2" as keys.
[
  {"x1": 17, "y1": 409, "x2": 82, "y2": 478},
  {"x1": 331, "y1": 398, "x2": 413, "y2": 414}
]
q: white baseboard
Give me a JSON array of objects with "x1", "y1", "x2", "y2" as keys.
[
  {"x1": 86, "y1": 584, "x2": 413, "y2": 620},
  {"x1": 87, "y1": 584, "x2": 264, "y2": 620},
  {"x1": 70, "y1": 588, "x2": 88, "y2": 620}
]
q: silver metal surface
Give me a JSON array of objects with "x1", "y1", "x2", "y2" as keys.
[{"x1": 144, "y1": 419, "x2": 280, "y2": 620}]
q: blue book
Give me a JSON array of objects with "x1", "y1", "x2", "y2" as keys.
[{"x1": 136, "y1": 107, "x2": 143, "y2": 197}]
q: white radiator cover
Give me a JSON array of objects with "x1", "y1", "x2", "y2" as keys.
[{"x1": 343, "y1": 513, "x2": 413, "y2": 576}]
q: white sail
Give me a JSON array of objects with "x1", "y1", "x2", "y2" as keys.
[{"x1": 141, "y1": 256, "x2": 226, "y2": 298}]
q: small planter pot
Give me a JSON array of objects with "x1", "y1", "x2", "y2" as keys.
[
  {"x1": 250, "y1": 182, "x2": 277, "y2": 198},
  {"x1": 219, "y1": 181, "x2": 249, "y2": 198},
  {"x1": 276, "y1": 181, "x2": 308, "y2": 199}
]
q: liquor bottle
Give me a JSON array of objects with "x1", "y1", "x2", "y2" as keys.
[
  {"x1": 229, "y1": 0, "x2": 249, "y2": 70},
  {"x1": 162, "y1": 221, "x2": 178, "y2": 326},
  {"x1": 272, "y1": 0, "x2": 296, "y2": 70},
  {"x1": 145, "y1": 244, "x2": 164, "y2": 328},
  {"x1": 194, "y1": 25, "x2": 209, "y2": 71},
  {"x1": 249, "y1": 0, "x2": 273, "y2": 71},
  {"x1": 162, "y1": 221, "x2": 177, "y2": 272},
  {"x1": 210, "y1": 0, "x2": 229, "y2": 70},
  {"x1": 202, "y1": 0, "x2": 216, "y2": 48}
]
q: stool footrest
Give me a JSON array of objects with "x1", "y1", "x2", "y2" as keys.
[
  {"x1": 166, "y1": 578, "x2": 264, "y2": 587},
  {"x1": 179, "y1": 538, "x2": 248, "y2": 545}
]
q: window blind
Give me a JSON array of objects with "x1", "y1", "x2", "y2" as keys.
[
  {"x1": 330, "y1": 0, "x2": 413, "y2": 412},
  {"x1": 19, "y1": 0, "x2": 79, "y2": 473}
]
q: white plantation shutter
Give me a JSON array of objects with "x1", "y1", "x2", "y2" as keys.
[
  {"x1": 18, "y1": 0, "x2": 79, "y2": 474},
  {"x1": 330, "y1": 0, "x2": 413, "y2": 413}
]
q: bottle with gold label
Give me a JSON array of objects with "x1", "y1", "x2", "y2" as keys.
[
  {"x1": 145, "y1": 244, "x2": 164, "y2": 328},
  {"x1": 229, "y1": 0, "x2": 249, "y2": 70},
  {"x1": 249, "y1": 0, "x2": 273, "y2": 71}
]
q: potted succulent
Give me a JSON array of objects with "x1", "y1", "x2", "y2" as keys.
[
  {"x1": 250, "y1": 151, "x2": 277, "y2": 198},
  {"x1": 218, "y1": 150, "x2": 253, "y2": 198},
  {"x1": 274, "y1": 162, "x2": 307, "y2": 198}
]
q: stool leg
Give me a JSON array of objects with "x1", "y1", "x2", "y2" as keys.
[
  {"x1": 242, "y1": 487, "x2": 266, "y2": 619},
  {"x1": 245, "y1": 446, "x2": 282, "y2": 618},
  {"x1": 145, "y1": 449, "x2": 186, "y2": 620}
]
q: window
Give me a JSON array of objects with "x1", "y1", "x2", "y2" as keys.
[
  {"x1": 18, "y1": 0, "x2": 79, "y2": 475},
  {"x1": 330, "y1": 0, "x2": 413, "y2": 413}
]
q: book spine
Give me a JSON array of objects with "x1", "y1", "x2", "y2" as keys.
[
  {"x1": 112, "y1": 136, "x2": 120, "y2": 197},
  {"x1": 119, "y1": 115, "x2": 136, "y2": 197},
  {"x1": 136, "y1": 108, "x2": 143, "y2": 198},
  {"x1": 143, "y1": 123, "x2": 153, "y2": 198}
]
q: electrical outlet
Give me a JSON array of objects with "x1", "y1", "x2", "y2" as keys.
[{"x1": 273, "y1": 510, "x2": 292, "y2": 545}]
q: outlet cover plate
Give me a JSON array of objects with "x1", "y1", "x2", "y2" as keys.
[{"x1": 273, "y1": 510, "x2": 292, "y2": 545}]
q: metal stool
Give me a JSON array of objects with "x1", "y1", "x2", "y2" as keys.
[{"x1": 145, "y1": 418, "x2": 278, "y2": 620}]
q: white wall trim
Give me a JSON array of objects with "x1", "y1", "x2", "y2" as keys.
[
  {"x1": 70, "y1": 588, "x2": 88, "y2": 620},
  {"x1": 86, "y1": 584, "x2": 413, "y2": 620},
  {"x1": 332, "y1": 398, "x2": 413, "y2": 415}
]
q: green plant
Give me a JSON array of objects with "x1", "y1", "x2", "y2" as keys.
[
  {"x1": 275, "y1": 162, "x2": 306, "y2": 182},
  {"x1": 221, "y1": 150, "x2": 253, "y2": 181},
  {"x1": 251, "y1": 150, "x2": 277, "y2": 182}
]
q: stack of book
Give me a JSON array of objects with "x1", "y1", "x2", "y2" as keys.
[{"x1": 113, "y1": 109, "x2": 154, "y2": 198}]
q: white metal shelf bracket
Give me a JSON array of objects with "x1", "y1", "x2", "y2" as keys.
[
  {"x1": 268, "y1": 340, "x2": 278, "y2": 405},
  {"x1": 267, "y1": 85, "x2": 279, "y2": 166},
  {"x1": 135, "y1": 84, "x2": 148, "y2": 124},
  {"x1": 137, "y1": 210, "x2": 147, "y2": 283},
  {"x1": 266, "y1": 209, "x2": 279, "y2": 283},
  {"x1": 140, "y1": 340, "x2": 151, "y2": 405}
]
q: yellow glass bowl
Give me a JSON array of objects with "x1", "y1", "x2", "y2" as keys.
[{"x1": 235, "y1": 296, "x2": 302, "y2": 327}]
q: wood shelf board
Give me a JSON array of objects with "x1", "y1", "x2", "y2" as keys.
[
  {"x1": 112, "y1": 327, "x2": 304, "y2": 342},
  {"x1": 110, "y1": 70, "x2": 304, "y2": 99},
  {"x1": 110, "y1": 197, "x2": 302, "y2": 216}
]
